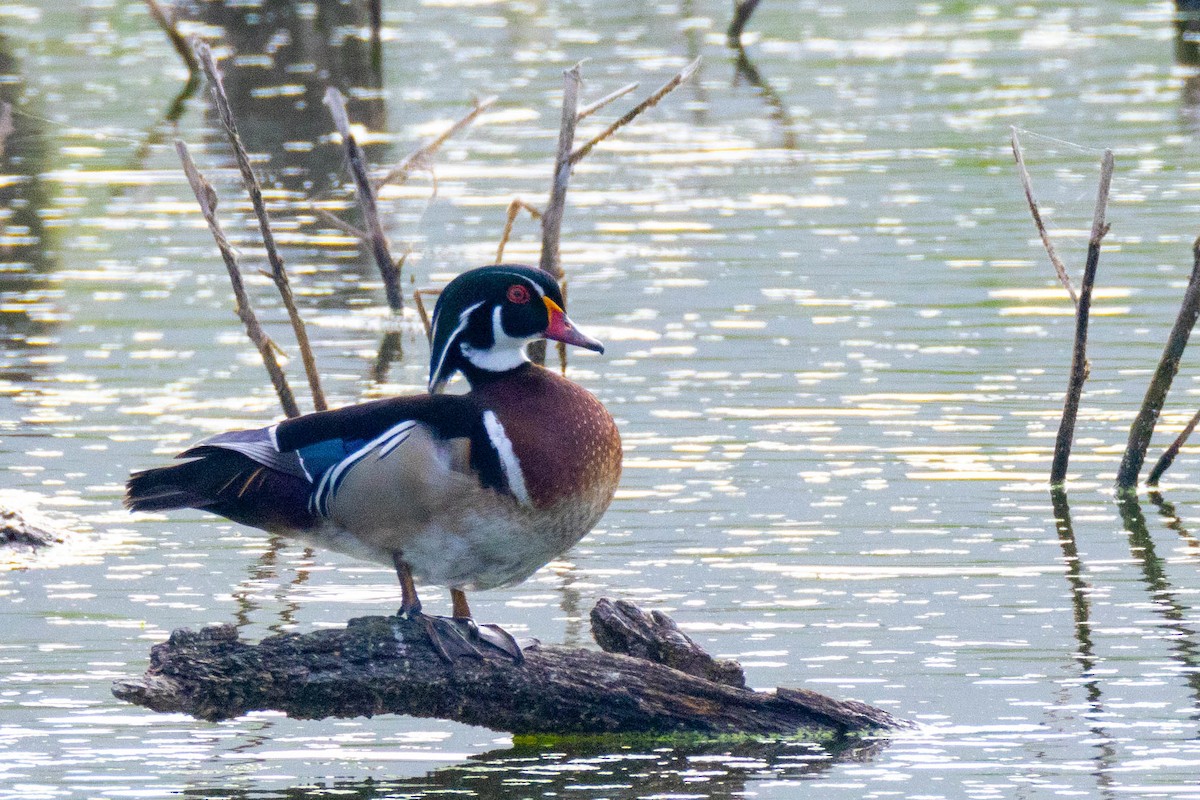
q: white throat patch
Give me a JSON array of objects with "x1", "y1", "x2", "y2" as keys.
[{"x1": 460, "y1": 305, "x2": 533, "y2": 373}]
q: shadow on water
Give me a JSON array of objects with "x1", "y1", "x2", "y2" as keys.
[
  {"x1": 181, "y1": 736, "x2": 889, "y2": 800},
  {"x1": 0, "y1": 34, "x2": 61, "y2": 384},
  {"x1": 1048, "y1": 489, "x2": 1117, "y2": 799},
  {"x1": 1116, "y1": 492, "x2": 1200, "y2": 718}
]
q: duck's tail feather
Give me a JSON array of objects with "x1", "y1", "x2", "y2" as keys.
[{"x1": 125, "y1": 448, "x2": 317, "y2": 533}]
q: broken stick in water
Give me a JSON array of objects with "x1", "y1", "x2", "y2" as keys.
[
  {"x1": 175, "y1": 140, "x2": 300, "y2": 419},
  {"x1": 1011, "y1": 127, "x2": 1079, "y2": 309},
  {"x1": 324, "y1": 87, "x2": 405, "y2": 314},
  {"x1": 194, "y1": 40, "x2": 326, "y2": 411},
  {"x1": 1049, "y1": 149, "x2": 1113, "y2": 486},
  {"x1": 1146, "y1": 407, "x2": 1200, "y2": 486},
  {"x1": 1117, "y1": 235, "x2": 1200, "y2": 491}
]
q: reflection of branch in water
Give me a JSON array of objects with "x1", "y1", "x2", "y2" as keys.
[
  {"x1": 180, "y1": 735, "x2": 889, "y2": 800},
  {"x1": 370, "y1": 330, "x2": 403, "y2": 384},
  {"x1": 731, "y1": 44, "x2": 798, "y2": 149},
  {"x1": 1049, "y1": 489, "x2": 1117, "y2": 798},
  {"x1": 680, "y1": 0, "x2": 709, "y2": 125},
  {"x1": 230, "y1": 535, "x2": 310, "y2": 635},
  {"x1": 142, "y1": 0, "x2": 200, "y2": 125},
  {"x1": 551, "y1": 562, "x2": 583, "y2": 648},
  {"x1": 728, "y1": 0, "x2": 763, "y2": 45},
  {"x1": 1176, "y1": 0, "x2": 1200, "y2": 66},
  {"x1": 1147, "y1": 490, "x2": 1200, "y2": 556},
  {"x1": 367, "y1": 0, "x2": 382, "y2": 73},
  {"x1": 1117, "y1": 494, "x2": 1200, "y2": 716}
]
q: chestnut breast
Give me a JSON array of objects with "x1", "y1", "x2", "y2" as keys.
[{"x1": 470, "y1": 364, "x2": 622, "y2": 508}]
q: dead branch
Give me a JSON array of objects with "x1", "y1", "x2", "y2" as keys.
[
  {"x1": 113, "y1": 598, "x2": 909, "y2": 735},
  {"x1": 324, "y1": 87, "x2": 405, "y2": 313},
  {"x1": 374, "y1": 96, "x2": 497, "y2": 190},
  {"x1": 496, "y1": 198, "x2": 543, "y2": 263},
  {"x1": 578, "y1": 81, "x2": 639, "y2": 121},
  {"x1": 1147, "y1": 407, "x2": 1200, "y2": 486},
  {"x1": 1050, "y1": 149, "x2": 1113, "y2": 486},
  {"x1": 1010, "y1": 128, "x2": 1078, "y2": 309},
  {"x1": 569, "y1": 59, "x2": 701, "y2": 167},
  {"x1": 539, "y1": 64, "x2": 583, "y2": 282},
  {"x1": 413, "y1": 289, "x2": 438, "y2": 342},
  {"x1": 1117, "y1": 235, "x2": 1200, "y2": 491},
  {"x1": 194, "y1": 41, "x2": 327, "y2": 412},
  {"x1": 175, "y1": 140, "x2": 300, "y2": 419},
  {"x1": 312, "y1": 205, "x2": 367, "y2": 241}
]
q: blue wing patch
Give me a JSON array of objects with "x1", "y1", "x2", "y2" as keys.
[{"x1": 308, "y1": 421, "x2": 416, "y2": 518}]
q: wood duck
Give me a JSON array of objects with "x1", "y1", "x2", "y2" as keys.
[{"x1": 125, "y1": 265, "x2": 623, "y2": 662}]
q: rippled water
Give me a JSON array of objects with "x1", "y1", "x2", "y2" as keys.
[{"x1": 3, "y1": 0, "x2": 1200, "y2": 797}]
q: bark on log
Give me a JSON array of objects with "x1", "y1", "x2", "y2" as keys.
[{"x1": 113, "y1": 599, "x2": 909, "y2": 736}]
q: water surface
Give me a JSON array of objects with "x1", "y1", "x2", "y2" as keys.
[{"x1": 2, "y1": 1, "x2": 1200, "y2": 798}]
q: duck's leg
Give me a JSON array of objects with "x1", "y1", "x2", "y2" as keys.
[
  {"x1": 450, "y1": 588, "x2": 524, "y2": 664},
  {"x1": 393, "y1": 554, "x2": 422, "y2": 617},
  {"x1": 392, "y1": 555, "x2": 520, "y2": 663},
  {"x1": 451, "y1": 588, "x2": 471, "y2": 618},
  {"x1": 392, "y1": 554, "x2": 475, "y2": 661}
]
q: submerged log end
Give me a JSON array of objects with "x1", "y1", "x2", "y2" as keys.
[
  {"x1": 114, "y1": 600, "x2": 911, "y2": 735},
  {"x1": 2, "y1": 506, "x2": 66, "y2": 548}
]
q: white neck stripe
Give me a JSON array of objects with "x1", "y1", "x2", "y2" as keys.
[{"x1": 482, "y1": 410, "x2": 530, "y2": 504}]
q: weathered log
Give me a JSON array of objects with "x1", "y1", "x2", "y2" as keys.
[
  {"x1": 1, "y1": 506, "x2": 64, "y2": 548},
  {"x1": 591, "y1": 598, "x2": 746, "y2": 687},
  {"x1": 113, "y1": 600, "x2": 909, "y2": 736}
]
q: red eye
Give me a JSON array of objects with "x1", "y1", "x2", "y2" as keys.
[{"x1": 507, "y1": 284, "x2": 531, "y2": 304}]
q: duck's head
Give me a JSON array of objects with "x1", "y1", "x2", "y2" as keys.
[{"x1": 427, "y1": 264, "x2": 605, "y2": 393}]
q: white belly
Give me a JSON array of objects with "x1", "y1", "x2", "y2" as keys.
[
  {"x1": 310, "y1": 423, "x2": 603, "y2": 590},
  {"x1": 305, "y1": 501, "x2": 593, "y2": 590}
]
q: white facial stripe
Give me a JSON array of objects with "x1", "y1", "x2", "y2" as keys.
[
  {"x1": 489, "y1": 271, "x2": 545, "y2": 297},
  {"x1": 482, "y1": 410, "x2": 530, "y2": 504},
  {"x1": 429, "y1": 300, "x2": 485, "y2": 391},
  {"x1": 460, "y1": 305, "x2": 531, "y2": 373}
]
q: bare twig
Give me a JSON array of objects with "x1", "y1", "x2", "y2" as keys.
[
  {"x1": 1011, "y1": 128, "x2": 1078, "y2": 309},
  {"x1": 312, "y1": 205, "x2": 368, "y2": 241},
  {"x1": 727, "y1": 0, "x2": 763, "y2": 44},
  {"x1": 413, "y1": 289, "x2": 439, "y2": 342},
  {"x1": 374, "y1": 96, "x2": 497, "y2": 190},
  {"x1": 1147, "y1": 408, "x2": 1200, "y2": 486},
  {"x1": 194, "y1": 41, "x2": 327, "y2": 412},
  {"x1": 496, "y1": 198, "x2": 543, "y2": 263},
  {"x1": 324, "y1": 86, "x2": 404, "y2": 313},
  {"x1": 145, "y1": 0, "x2": 200, "y2": 78},
  {"x1": 569, "y1": 59, "x2": 700, "y2": 167},
  {"x1": 1117, "y1": 237, "x2": 1200, "y2": 491},
  {"x1": 175, "y1": 140, "x2": 300, "y2": 419},
  {"x1": 578, "y1": 82, "x2": 639, "y2": 121},
  {"x1": 1050, "y1": 149, "x2": 1113, "y2": 486},
  {"x1": 539, "y1": 64, "x2": 583, "y2": 282}
]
